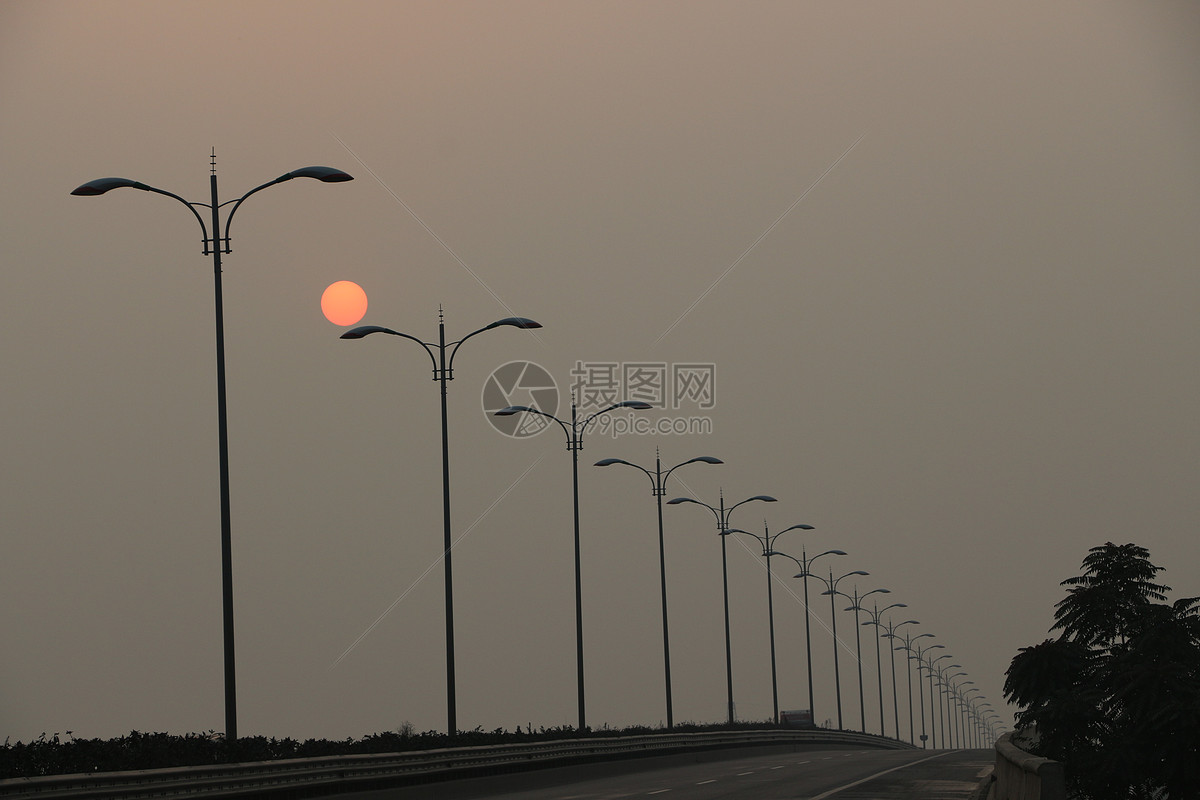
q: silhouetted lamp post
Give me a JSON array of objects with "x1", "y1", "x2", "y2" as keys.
[
  {"x1": 771, "y1": 547, "x2": 846, "y2": 725},
  {"x1": 71, "y1": 155, "x2": 352, "y2": 743},
  {"x1": 879, "y1": 618, "x2": 920, "y2": 741},
  {"x1": 808, "y1": 568, "x2": 869, "y2": 730},
  {"x1": 496, "y1": 398, "x2": 651, "y2": 731},
  {"x1": 593, "y1": 451, "x2": 723, "y2": 729},
  {"x1": 858, "y1": 602, "x2": 908, "y2": 738},
  {"x1": 341, "y1": 311, "x2": 541, "y2": 736},
  {"x1": 925, "y1": 652, "x2": 953, "y2": 748},
  {"x1": 667, "y1": 492, "x2": 777, "y2": 724},
  {"x1": 842, "y1": 586, "x2": 890, "y2": 732},
  {"x1": 724, "y1": 522, "x2": 815, "y2": 724}
]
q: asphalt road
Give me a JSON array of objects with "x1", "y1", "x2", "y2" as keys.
[{"x1": 337, "y1": 746, "x2": 994, "y2": 799}]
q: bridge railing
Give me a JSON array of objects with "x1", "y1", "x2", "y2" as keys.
[
  {"x1": 0, "y1": 728, "x2": 913, "y2": 800},
  {"x1": 992, "y1": 731, "x2": 1065, "y2": 800}
]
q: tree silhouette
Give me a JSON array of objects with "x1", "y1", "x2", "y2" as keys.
[{"x1": 1004, "y1": 543, "x2": 1200, "y2": 799}]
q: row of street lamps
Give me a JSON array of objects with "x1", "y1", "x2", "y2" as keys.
[{"x1": 73, "y1": 155, "x2": 1002, "y2": 746}]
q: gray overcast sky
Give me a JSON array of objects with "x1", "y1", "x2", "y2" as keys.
[{"x1": 2, "y1": 1, "x2": 1197, "y2": 744}]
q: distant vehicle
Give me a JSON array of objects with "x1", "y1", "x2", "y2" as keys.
[{"x1": 780, "y1": 709, "x2": 815, "y2": 728}]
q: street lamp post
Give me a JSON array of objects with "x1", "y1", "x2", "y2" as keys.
[
  {"x1": 878, "y1": 618, "x2": 919, "y2": 741},
  {"x1": 859, "y1": 599, "x2": 902, "y2": 738},
  {"x1": 924, "y1": 652, "x2": 952, "y2": 748},
  {"x1": 795, "y1": 568, "x2": 869, "y2": 730},
  {"x1": 593, "y1": 451, "x2": 723, "y2": 728},
  {"x1": 341, "y1": 311, "x2": 542, "y2": 736},
  {"x1": 893, "y1": 630, "x2": 933, "y2": 745},
  {"x1": 905, "y1": 637, "x2": 942, "y2": 748},
  {"x1": 955, "y1": 681, "x2": 974, "y2": 753},
  {"x1": 72, "y1": 156, "x2": 353, "y2": 743},
  {"x1": 840, "y1": 587, "x2": 891, "y2": 733},
  {"x1": 941, "y1": 670, "x2": 967, "y2": 748},
  {"x1": 858, "y1": 602, "x2": 908, "y2": 737},
  {"x1": 666, "y1": 492, "x2": 777, "y2": 724},
  {"x1": 496, "y1": 398, "x2": 651, "y2": 731},
  {"x1": 770, "y1": 548, "x2": 847, "y2": 726},
  {"x1": 724, "y1": 522, "x2": 816, "y2": 724}
]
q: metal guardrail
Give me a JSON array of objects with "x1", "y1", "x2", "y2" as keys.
[{"x1": 0, "y1": 728, "x2": 914, "y2": 799}]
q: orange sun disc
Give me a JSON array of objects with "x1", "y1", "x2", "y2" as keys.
[{"x1": 321, "y1": 280, "x2": 368, "y2": 326}]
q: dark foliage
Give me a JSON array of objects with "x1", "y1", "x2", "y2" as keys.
[
  {"x1": 1004, "y1": 543, "x2": 1200, "y2": 799},
  {"x1": 0, "y1": 720, "x2": 774, "y2": 780}
]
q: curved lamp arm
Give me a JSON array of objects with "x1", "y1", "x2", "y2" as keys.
[
  {"x1": 224, "y1": 166, "x2": 353, "y2": 239},
  {"x1": 662, "y1": 456, "x2": 723, "y2": 486},
  {"x1": 579, "y1": 400, "x2": 652, "y2": 436},
  {"x1": 593, "y1": 458, "x2": 657, "y2": 493},
  {"x1": 494, "y1": 404, "x2": 572, "y2": 441},
  {"x1": 340, "y1": 325, "x2": 439, "y2": 372},
  {"x1": 447, "y1": 317, "x2": 542, "y2": 372},
  {"x1": 71, "y1": 178, "x2": 211, "y2": 246}
]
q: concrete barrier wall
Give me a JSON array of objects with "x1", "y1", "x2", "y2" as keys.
[{"x1": 991, "y1": 732, "x2": 1066, "y2": 800}]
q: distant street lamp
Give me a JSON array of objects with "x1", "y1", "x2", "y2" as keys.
[
  {"x1": 840, "y1": 592, "x2": 897, "y2": 734},
  {"x1": 924, "y1": 652, "x2": 953, "y2": 748},
  {"x1": 893, "y1": 630, "x2": 933, "y2": 745},
  {"x1": 667, "y1": 492, "x2": 777, "y2": 723},
  {"x1": 907, "y1": 638, "x2": 943, "y2": 748},
  {"x1": 724, "y1": 522, "x2": 815, "y2": 723},
  {"x1": 72, "y1": 155, "x2": 352, "y2": 742},
  {"x1": 858, "y1": 602, "x2": 908, "y2": 737},
  {"x1": 841, "y1": 589, "x2": 892, "y2": 733},
  {"x1": 593, "y1": 451, "x2": 723, "y2": 728},
  {"x1": 341, "y1": 311, "x2": 541, "y2": 735},
  {"x1": 877, "y1": 618, "x2": 919, "y2": 741},
  {"x1": 771, "y1": 547, "x2": 847, "y2": 725},
  {"x1": 941, "y1": 670, "x2": 967, "y2": 748},
  {"x1": 813, "y1": 569, "x2": 869, "y2": 730},
  {"x1": 496, "y1": 398, "x2": 651, "y2": 730},
  {"x1": 951, "y1": 680, "x2": 975, "y2": 749}
]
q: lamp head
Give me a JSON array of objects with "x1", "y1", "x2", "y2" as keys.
[
  {"x1": 666, "y1": 497, "x2": 697, "y2": 505},
  {"x1": 616, "y1": 400, "x2": 653, "y2": 410},
  {"x1": 340, "y1": 325, "x2": 392, "y2": 339},
  {"x1": 281, "y1": 166, "x2": 354, "y2": 183},
  {"x1": 71, "y1": 177, "x2": 147, "y2": 196},
  {"x1": 689, "y1": 456, "x2": 724, "y2": 465},
  {"x1": 486, "y1": 316, "x2": 542, "y2": 330},
  {"x1": 494, "y1": 405, "x2": 536, "y2": 416},
  {"x1": 749, "y1": 495, "x2": 778, "y2": 503},
  {"x1": 593, "y1": 458, "x2": 630, "y2": 467}
]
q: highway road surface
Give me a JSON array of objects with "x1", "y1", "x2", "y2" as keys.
[{"x1": 334, "y1": 745, "x2": 994, "y2": 799}]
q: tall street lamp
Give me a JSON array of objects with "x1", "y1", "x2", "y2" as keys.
[
  {"x1": 858, "y1": 602, "x2": 908, "y2": 738},
  {"x1": 941, "y1": 669, "x2": 967, "y2": 748},
  {"x1": 894, "y1": 630, "x2": 933, "y2": 745},
  {"x1": 666, "y1": 492, "x2": 777, "y2": 724},
  {"x1": 72, "y1": 155, "x2": 352, "y2": 743},
  {"x1": 771, "y1": 547, "x2": 846, "y2": 726},
  {"x1": 907, "y1": 638, "x2": 943, "y2": 748},
  {"x1": 496, "y1": 398, "x2": 651, "y2": 731},
  {"x1": 797, "y1": 567, "x2": 868, "y2": 730},
  {"x1": 878, "y1": 618, "x2": 919, "y2": 742},
  {"x1": 952, "y1": 679, "x2": 975, "y2": 749},
  {"x1": 841, "y1": 587, "x2": 891, "y2": 733},
  {"x1": 724, "y1": 522, "x2": 815, "y2": 724},
  {"x1": 923, "y1": 652, "x2": 953, "y2": 748},
  {"x1": 341, "y1": 311, "x2": 541, "y2": 735},
  {"x1": 593, "y1": 451, "x2": 723, "y2": 728}
]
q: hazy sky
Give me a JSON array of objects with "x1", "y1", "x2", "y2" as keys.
[{"x1": 2, "y1": 1, "x2": 1197, "y2": 745}]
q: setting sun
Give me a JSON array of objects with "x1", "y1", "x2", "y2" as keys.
[{"x1": 321, "y1": 280, "x2": 368, "y2": 326}]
